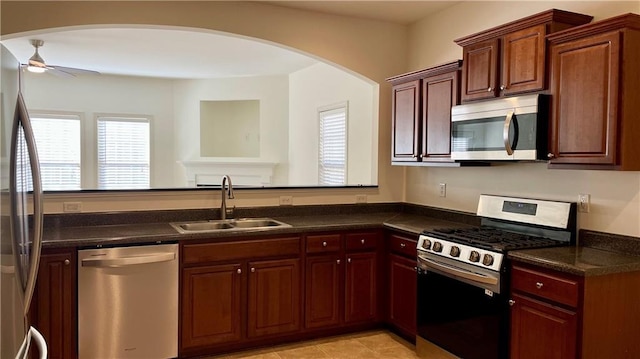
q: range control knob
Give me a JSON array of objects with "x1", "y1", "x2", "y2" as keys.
[
  {"x1": 432, "y1": 242, "x2": 443, "y2": 253},
  {"x1": 469, "y1": 251, "x2": 480, "y2": 262},
  {"x1": 482, "y1": 254, "x2": 494, "y2": 266},
  {"x1": 421, "y1": 239, "x2": 432, "y2": 250},
  {"x1": 449, "y1": 246, "x2": 461, "y2": 257}
]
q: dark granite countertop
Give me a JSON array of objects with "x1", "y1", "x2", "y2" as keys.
[
  {"x1": 41, "y1": 204, "x2": 640, "y2": 277},
  {"x1": 509, "y1": 245, "x2": 640, "y2": 277},
  {"x1": 42, "y1": 211, "x2": 474, "y2": 249}
]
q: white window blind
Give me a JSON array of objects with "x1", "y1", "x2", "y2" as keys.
[
  {"x1": 318, "y1": 104, "x2": 347, "y2": 185},
  {"x1": 97, "y1": 117, "x2": 150, "y2": 189},
  {"x1": 30, "y1": 115, "x2": 82, "y2": 190}
]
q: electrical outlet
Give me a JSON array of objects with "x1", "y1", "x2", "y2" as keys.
[
  {"x1": 279, "y1": 196, "x2": 293, "y2": 206},
  {"x1": 355, "y1": 194, "x2": 367, "y2": 204},
  {"x1": 438, "y1": 183, "x2": 447, "y2": 197},
  {"x1": 578, "y1": 194, "x2": 590, "y2": 213},
  {"x1": 63, "y1": 202, "x2": 82, "y2": 213}
]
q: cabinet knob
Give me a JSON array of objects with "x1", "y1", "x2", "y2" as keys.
[
  {"x1": 487, "y1": 87, "x2": 493, "y2": 92},
  {"x1": 508, "y1": 299, "x2": 516, "y2": 306},
  {"x1": 500, "y1": 85, "x2": 506, "y2": 91},
  {"x1": 413, "y1": 266, "x2": 418, "y2": 271},
  {"x1": 237, "y1": 268, "x2": 242, "y2": 274},
  {"x1": 251, "y1": 267, "x2": 256, "y2": 273},
  {"x1": 419, "y1": 154, "x2": 424, "y2": 158},
  {"x1": 337, "y1": 259, "x2": 341, "y2": 264},
  {"x1": 64, "y1": 259, "x2": 70, "y2": 265},
  {"x1": 412, "y1": 154, "x2": 417, "y2": 158},
  {"x1": 347, "y1": 258, "x2": 352, "y2": 263},
  {"x1": 547, "y1": 153, "x2": 555, "y2": 159},
  {"x1": 400, "y1": 243, "x2": 406, "y2": 248},
  {"x1": 536, "y1": 282, "x2": 544, "y2": 289},
  {"x1": 322, "y1": 241, "x2": 327, "y2": 247},
  {"x1": 361, "y1": 239, "x2": 365, "y2": 244}
]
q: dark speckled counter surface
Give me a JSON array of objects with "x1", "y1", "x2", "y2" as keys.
[
  {"x1": 508, "y1": 246, "x2": 640, "y2": 277},
  {"x1": 41, "y1": 204, "x2": 640, "y2": 277}
]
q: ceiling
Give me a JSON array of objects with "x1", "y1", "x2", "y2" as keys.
[{"x1": 1, "y1": 1, "x2": 456, "y2": 79}]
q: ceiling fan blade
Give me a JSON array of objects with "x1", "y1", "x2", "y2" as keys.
[{"x1": 47, "y1": 64, "x2": 101, "y2": 76}]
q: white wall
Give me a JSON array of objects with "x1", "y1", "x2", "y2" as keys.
[
  {"x1": 172, "y1": 75, "x2": 290, "y2": 185},
  {"x1": 22, "y1": 73, "x2": 178, "y2": 188},
  {"x1": 406, "y1": 1, "x2": 640, "y2": 237},
  {"x1": 288, "y1": 62, "x2": 377, "y2": 186}
]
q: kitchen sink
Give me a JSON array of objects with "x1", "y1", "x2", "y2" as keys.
[{"x1": 170, "y1": 218, "x2": 291, "y2": 234}]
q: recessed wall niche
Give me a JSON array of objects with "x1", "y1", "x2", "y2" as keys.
[{"x1": 200, "y1": 99, "x2": 260, "y2": 157}]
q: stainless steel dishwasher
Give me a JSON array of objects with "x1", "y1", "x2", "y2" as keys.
[{"x1": 78, "y1": 243, "x2": 178, "y2": 359}]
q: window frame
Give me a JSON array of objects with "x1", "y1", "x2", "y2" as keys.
[{"x1": 317, "y1": 102, "x2": 348, "y2": 186}]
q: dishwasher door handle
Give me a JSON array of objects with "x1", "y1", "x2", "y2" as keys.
[{"x1": 81, "y1": 252, "x2": 176, "y2": 268}]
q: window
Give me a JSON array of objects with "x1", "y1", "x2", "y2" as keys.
[
  {"x1": 318, "y1": 103, "x2": 347, "y2": 185},
  {"x1": 30, "y1": 114, "x2": 82, "y2": 190},
  {"x1": 97, "y1": 116, "x2": 150, "y2": 189}
]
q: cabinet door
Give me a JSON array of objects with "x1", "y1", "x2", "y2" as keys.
[
  {"x1": 344, "y1": 252, "x2": 377, "y2": 323},
  {"x1": 549, "y1": 31, "x2": 621, "y2": 165},
  {"x1": 181, "y1": 263, "x2": 242, "y2": 349},
  {"x1": 388, "y1": 254, "x2": 416, "y2": 337},
  {"x1": 391, "y1": 80, "x2": 421, "y2": 162},
  {"x1": 461, "y1": 38, "x2": 499, "y2": 101},
  {"x1": 510, "y1": 293, "x2": 577, "y2": 359},
  {"x1": 31, "y1": 251, "x2": 77, "y2": 359},
  {"x1": 501, "y1": 25, "x2": 546, "y2": 95},
  {"x1": 248, "y1": 258, "x2": 301, "y2": 337},
  {"x1": 422, "y1": 70, "x2": 459, "y2": 160},
  {"x1": 305, "y1": 255, "x2": 341, "y2": 329}
]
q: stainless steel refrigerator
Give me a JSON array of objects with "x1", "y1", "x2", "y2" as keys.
[{"x1": 1, "y1": 44, "x2": 46, "y2": 358}]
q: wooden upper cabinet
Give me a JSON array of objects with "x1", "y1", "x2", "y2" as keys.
[
  {"x1": 455, "y1": 9, "x2": 593, "y2": 102},
  {"x1": 547, "y1": 14, "x2": 640, "y2": 170},
  {"x1": 391, "y1": 80, "x2": 421, "y2": 162},
  {"x1": 387, "y1": 61, "x2": 462, "y2": 164},
  {"x1": 461, "y1": 38, "x2": 499, "y2": 101}
]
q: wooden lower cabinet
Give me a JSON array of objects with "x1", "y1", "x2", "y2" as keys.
[
  {"x1": 29, "y1": 249, "x2": 77, "y2": 359},
  {"x1": 305, "y1": 255, "x2": 341, "y2": 328},
  {"x1": 181, "y1": 263, "x2": 242, "y2": 349},
  {"x1": 344, "y1": 252, "x2": 377, "y2": 323},
  {"x1": 388, "y1": 254, "x2": 416, "y2": 337},
  {"x1": 248, "y1": 258, "x2": 301, "y2": 337},
  {"x1": 510, "y1": 262, "x2": 640, "y2": 359},
  {"x1": 510, "y1": 293, "x2": 577, "y2": 359}
]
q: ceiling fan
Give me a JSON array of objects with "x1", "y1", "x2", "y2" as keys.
[{"x1": 24, "y1": 39, "x2": 100, "y2": 77}]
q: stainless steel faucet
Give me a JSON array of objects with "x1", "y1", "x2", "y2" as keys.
[{"x1": 220, "y1": 175, "x2": 235, "y2": 220}]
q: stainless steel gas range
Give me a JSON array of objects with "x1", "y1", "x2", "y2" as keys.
[{"x1": 416, "y1": 194, "x2": 576, "y2": 359}]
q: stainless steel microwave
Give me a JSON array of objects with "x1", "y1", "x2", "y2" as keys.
[{"x1": 451, "y1": 94, "x2": 548, "y2": 161}]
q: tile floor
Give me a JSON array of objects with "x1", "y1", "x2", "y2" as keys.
[{"x1": 206, "y1": 330, "x2": 419, "y2": 359}]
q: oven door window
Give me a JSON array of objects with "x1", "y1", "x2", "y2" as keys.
[
  {"x1": 417, "y1": 268, "x2": 508, "y2": 359},
  {"x1": 451, "y1": 113, "x2": 537, "y2": 152}
]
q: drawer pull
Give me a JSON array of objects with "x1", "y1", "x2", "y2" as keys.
[
  {"x1": 347, "y1": 258, "x2": 352, "y2": 263},
  {"x1": 322, "y1": 241, "x2": 327, "y2": 247},
  {"x1": 400, "y1": 243, "x2": 406, "y2": 248},
  {"x1": 251, "y1": 267, "x2": 255, "y2": 273},
  {"x1": 361, "y1": 239, "x2": 365, "y2": 244},
  {"x1": 64, "y1": 259, "x2": 70, "y2": 265},
  {"x1": 237, "y1": 268, "x2": 242, "y2": 274},
  {"x1": 509, "y1": 299, "x2": 515, "y2": 306},
  {"x1": 337, "y1": 259, "x2": 341, "y2": 264},
  {"x1": 536, "y1": 282, "x2": 544, "y2": 289}
]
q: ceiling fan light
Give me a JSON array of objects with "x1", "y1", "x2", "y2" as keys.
[{"x1": 27, "y1": 65, "x2": 46, "y2": 73}]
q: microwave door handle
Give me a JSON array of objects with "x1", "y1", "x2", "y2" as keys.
[{"x1": 503, "y1": 111, "x2": 515, "y2": 155}]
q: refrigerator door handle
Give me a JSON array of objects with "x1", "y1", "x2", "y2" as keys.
[
  {"x1": 15, "y1": 326, "x2": 48, "y2": 359},
  {"x1": 17, "y1": 92, "x2": 44, "y2": 316}
]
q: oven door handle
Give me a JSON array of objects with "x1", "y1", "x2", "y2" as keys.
[{"x1": 419, "y1": 256, "x2": 498, "y2": 285}]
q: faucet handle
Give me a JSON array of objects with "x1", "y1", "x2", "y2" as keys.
[{"x1": 225, "y1": 205, "x2": 236, "y2": 219}]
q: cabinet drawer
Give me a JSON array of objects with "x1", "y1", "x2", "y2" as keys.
[
  {"x1": 345, "y1": 232, "x2": 378, "y2": 251},
  {"x1": 183, "y1": 237, "x2": 300, "y2": 265},
  {"x1": 389, "y1": 234, "x2": 417, "y2": 258},
  {"x1": 511, "y1": 265, "x2": 579, "y2": 307},
  {"x1": 306, "y1": 234, "x2": 341, "y2": 254}
]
